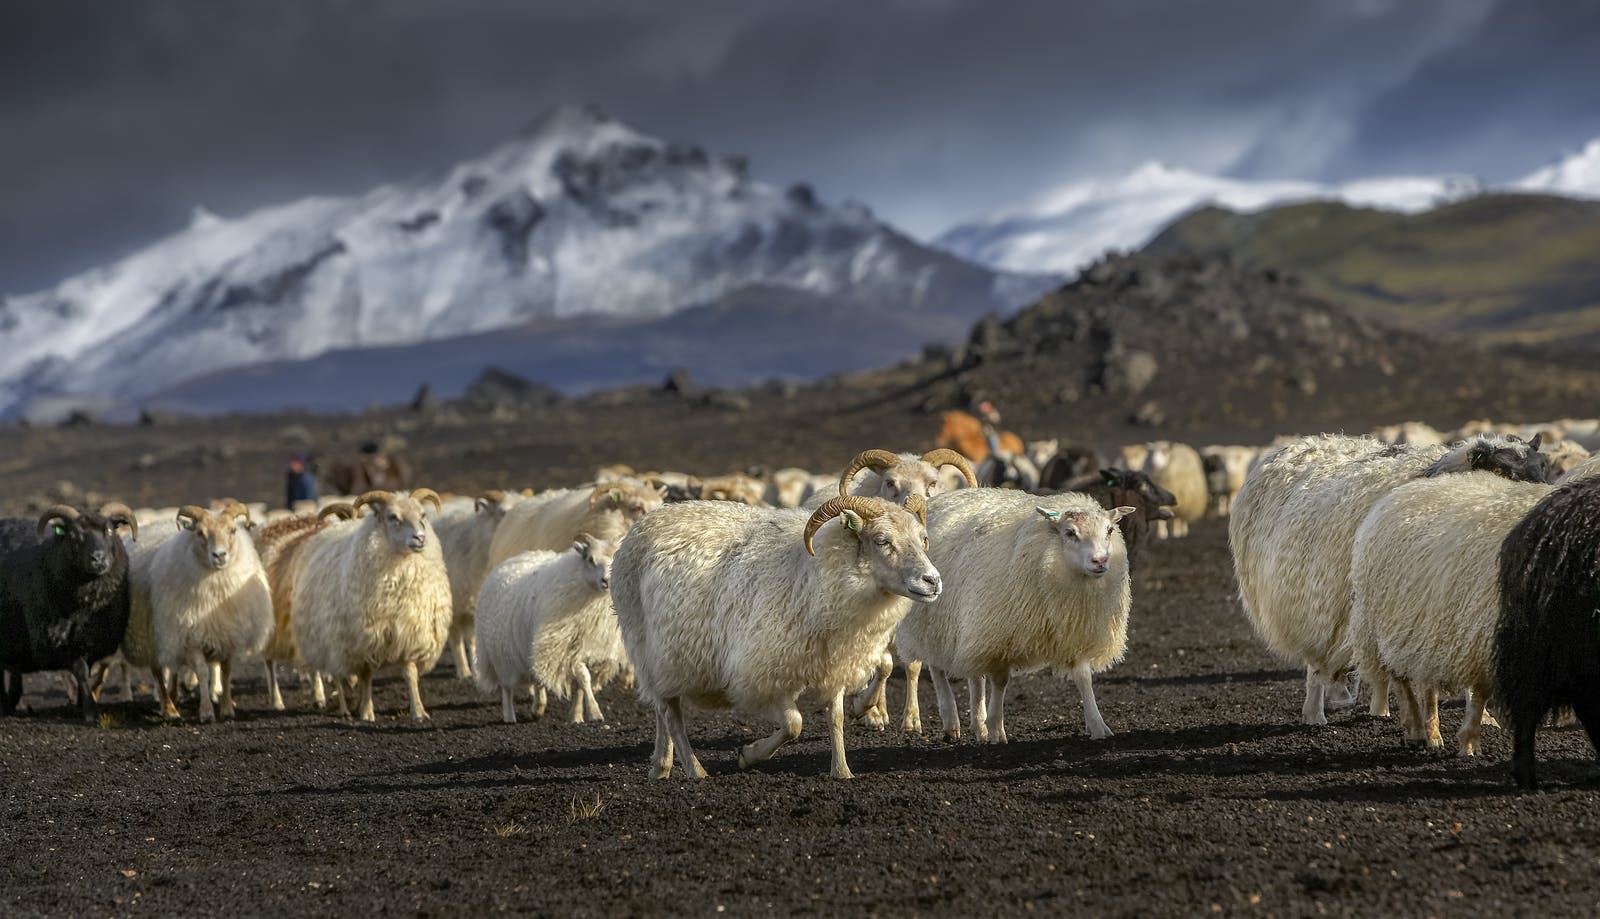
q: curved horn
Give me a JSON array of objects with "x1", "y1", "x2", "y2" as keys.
[
  {"x1": 36, "y1": 504, "x2": 80, "y2": 538},
  {"x1": 221, "y1": 501, "x2": 252, "y2": 526},
  {"x1": 803, "y1": 495, "x2": 892, "y2": 556},
  {"x1": 176, "y1": 505, "x2": 209, "y2": 531},
  {"x1": 920, "y1": 448, "x2": 977, "y2": 488},
  {"x1": 353, "y1": 490, "x2": 394, "y2": 514},
  {"x1": 317, "y1": 502, "x2": 357, "y2": 521},
  {"x1": 838, "y1": 449, "x2": 902, "y2": 496},
  {"x1": 98, "y1": 501, "x2": 138, "y2": 540},
  {"x1": 520, "y1": 487, "x2": 535, "y2": 497},
  {"x1": 903, "y1": 493, "x2": 929, "y2": 527},
  {"x1": 409, "y1": 488, "x2": 443, "y2": 514}
]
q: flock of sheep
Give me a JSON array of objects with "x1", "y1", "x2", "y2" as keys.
[{"x1": 4, "y1": 415, "x2": 1600, "y2": 788}]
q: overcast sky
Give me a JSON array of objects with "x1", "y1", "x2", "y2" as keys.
[{"x1": 2, "y1": 0, "x2": 1597, "y2": 293}]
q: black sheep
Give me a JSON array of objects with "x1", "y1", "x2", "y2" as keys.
[
  {"x1": 1495, "y1": 476, "x2": 1600, "y2": 788},
  {"x1": 1036, "y1": 446, "x2": 1108, "y2": 492},
  {"x1": 0, "y1": 503, "x2": 137, "y2": 721}
]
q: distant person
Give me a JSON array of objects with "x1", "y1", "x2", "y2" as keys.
[{"x1": 285, "y1": 454, "x2": 318, "y2": 509}]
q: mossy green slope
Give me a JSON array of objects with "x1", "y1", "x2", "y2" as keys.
[{"x1": 1145, "y1": 193, "x2": 1600, "y2": 345}]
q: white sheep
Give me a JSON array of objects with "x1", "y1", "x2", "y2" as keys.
[
  {"x1": 291, "y1": 489, "x2": 452, "y2": 722},
  {"x1": 1349, "y1": 453, "x2": 1594, "y2": 753},
  {"x1": 895, "y1": 489, "x2": 1133, "y2": 743},
  {"x1": 1230, "y1": 433, "x2": 1550, "y2": 725},
  {"x1": 433, "y1": 489, "x2": 530, "y2": 680},
  {"x1": 611, "y1": 494, "x2": 940, "y2": 779},
  {"x1": 1142, "y1": 441, "x2": 1206, "y2": 538},
  {"x1": 487, "y1": 481, "x2": 662, "y2": 569},
  {"x1": 132, "y1": 503, "x2": 272, "y2": 722},
  {"x1": 253, "y1": 502, "x2": 357, "y2": 710},
  {"x1": 763, "y1": 467, "x2": 816, "y2": 508},
  {"x1": 473, "y1": 535, "x2": 621, "y2": 724}
]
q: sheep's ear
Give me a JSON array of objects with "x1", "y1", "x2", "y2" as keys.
[
  {"x1": 572, "y1": 535, "x2": 593, "y2": 559},
  {"x1": 840, "y1": 510, "x2": 863, "y2": 532},
  {"x1": 1468, "y1": 444, "x2": 1492, "y2": 471},
  {"x1": 1529, "y1": 432, "x2": 1543, "y2": 452},
  {"x1": 1102, "y1": 470, "x2": 1117, "y2": 487},
  {"x1": 1035, "y1": 507, "x2": 1061, "y2": 523},
  {"x1": 474, "y1": 496, "x2": 491, "y2": 514},
  {"x1": 1109, "y1": 506, "x2": 1136, "y2": 523}
]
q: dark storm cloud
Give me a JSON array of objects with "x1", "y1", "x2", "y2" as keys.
[{"x1": 0, "y1": 0, "x2": 1594, "y2": 293}]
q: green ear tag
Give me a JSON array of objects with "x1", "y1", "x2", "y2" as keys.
[
  {"x1": 844, "y1": 515, "x2": 860, "y2": 531},
  {"x1": 52, "y1": 525, "x2": 66, "y2": 537}
]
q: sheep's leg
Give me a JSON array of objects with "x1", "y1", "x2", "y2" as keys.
[
  {"x1": 828, "y1": 689, "x2": 854, "y2": 780},
  {"x1": 986, "y1": 670, "x2": 1011, "y2": 744},
  {"x1": 264, "y1": 661, "x2": 285, "y2": 711},
  {"x1": 1069, "y1": 662, "x2": 1113, "y2": 739},
  {"x1": 0, "y1": 668, "x2": 20, "y2": 715},
  {"x1": 1569, "y1": 696, "x2": 1600, "y2": 762},
  {"x1": 210, "y1": 662, "x2": 223, "y2": 700},
  {"x1": 739, "y1": 702, "x2": 803, "y2": 771},
  {"x1": 310, "y1": 670, "x2": 328, "y2": 710},
  {"x1": 528, "y1": 684, "x2": 547, "y2": 720},
  {"x1": 662, "y1": 696, "x2": 706, "y2": 778},
  {"x1": 191, "y1": 652, "x2": 215, "y2": 723},
  {"x1": 467, "y1": 634, "x2": 478, "y2": 677},
  {"x1": 154, "y1": 667, "x2": 180, "y2": 719},
  {"x1": 578, "y1": 664, "x2": 604, "y2": 722},
  {"x1": 650, "y1": 707, "x2": 674, "y2": 780},
  {"x1": 403, "y1": 662, "x2": 428, "y2": 721},
  {"x1": 499, "y1": 687, "x2": 516, "y2": 724},
  {"x1": 1367, "y1": 670, "x2": 1391, "y2": 718},
  {"x1": 968, "y1": 676, "x2": 989, "y2": 743},
  {"x1": 1300, "y1": 668, "x2": 1327, "y2": 726},
  {"x1": 72, "y1": 657, "x2": 98, "y2": 724},
  {"x1": 1423, "y1": 687, "x2": 1442, "y2": 749},
  {"x1": 1511, "y1": 711, "x2": 1542, "y2": 790},
  {"x1": 930, "y1": 666, "x2": 960, "y2": 741},
  {"x1": 569, "y1": 680, "x2": 586, "y2": 723},
  {"x1": 901, "y1": 659, "x2": 923, "y2": 734},
  {"x1": 451, "y1": 634, "x2": 473, "y2": 680},
  {"x1": 331, "y1": 673, "x2": 351, "y2": 718},
  {"x1": 119, "y1": 659, "x2": 133, "y2": 703},
  {"x1": 357, "y1": 673, "x2": 376, "y2": 723},
  {"x1": 1326, "y1": 672, "x2": 1359, "y2": 710},
  {"x1": 218, "y1": 659, "x2": 236, "y2": 719},
  {"x1": 88, "y1": 658, "x2": 109, "y2": 703},
  {"x1": 1394, "y1": 677, "x2": 1425, "y2": 745},
  {"x1": 1458, "y1": 688, "x2": 1489, "y2": 756},
  {"x1": 849, "y1": 652, "x2": 891, "y2": 730}
]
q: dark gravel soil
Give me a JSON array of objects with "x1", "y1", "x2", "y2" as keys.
[{"x1": 5, "y1": 519, "x2": 1599, "y2": 918}]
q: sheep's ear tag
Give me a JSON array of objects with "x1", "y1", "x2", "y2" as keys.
[
  {"x1": 52, "y1": 524, "x2": 66, "y2": 537},
  {"x1": 843, "y1": 513, "x2": 861, "y2": 532},
  {"x1": 609, "y1": 491, "x2": 621, "y2": 507},
  {"x1": 1035, "y1": 507, "x2": 1061, "y2": 521},
  {"x1": 1103, "y1": 471, "x2": 1117, "y2": 486}
]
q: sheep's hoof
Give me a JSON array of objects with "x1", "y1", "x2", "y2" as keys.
[
  {"x1": 901, "y1": 717, "x2": 923, "y2": 734},
  {"x1": 832, "y1": 766, "x2": 855, "y2": 780},
  {"x1": 942, "y1": 728, "x2": 961, "y2": 743},
  {"x1": 1088, "y1": 725, "x2": 1114, "y2": 740},
  {"x1": 689, "y1": 758, "x2": 708, "y2": 779},
  {"x1": 649, "y1": 765, "x2": 671, "y2": 780},
  {"x1": 860, "y1": 708, "x2": 888, "y2": 731},
  {"x1": 736, "y1": 749, "x2": 753, "y2": 770},
  {"x1": 199, "y1": 714, "x2": 215, "y2": 725}
]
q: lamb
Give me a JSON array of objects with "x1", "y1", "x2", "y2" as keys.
[
  {"x1": 134, "y1": 503, "x2": 272, "y2": 722},
  {"x1": 895, "y1": 489, "x2": 1133, "y2": 743},
  {"x1": 473, "y1": 534, "x2": 622, "y2": 724},
  {"x1": 1142, "y1": 441, "x2": 1207, "y2": 537},
  {"x1": 1495, "y1": 473, "x2": 1600, "y2": 788},
  {"x1": 291, "y1": 489, "x2": 452, "y2": 722},
  {"x1": 433, "y1": 489, "x2": 530, "y2": 679},
  {"x1": 251, "y1": 502, "x2": 357, "y2": 710},
  {"x1": 487, "y1": 481, "x2": 663, "y2": 569},
  {"x1": 762, "y1": 468, "x2": 815, "y2": 508},
  {"x1": 1230, "y1": 433, "x2": 1551, "y2": 725},
  {"x1": 0, "y1": 503, "x2": 137, "y2": 721},
  {"x1": 611, "y1": 495, "x2": 939, "y2": 779}
]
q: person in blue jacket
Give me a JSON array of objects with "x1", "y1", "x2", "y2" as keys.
[{"x1": 285, "y1": 453, "x2": 318, "y2": 509}]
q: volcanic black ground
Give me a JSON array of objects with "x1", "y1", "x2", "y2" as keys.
[{"x1": 5, "y1": 519, "x2": 1600, "y2": 917}]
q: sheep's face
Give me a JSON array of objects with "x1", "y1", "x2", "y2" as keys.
[
  {"x1": 572, "y1": 534, "x2": 617, "y2": 592},
  {"x1": 842, "y1": 507, "x2": 941, "y2": 602},
  {"x1": 590, "y1": 484, "x2": 664, "y2": 526},
  {"x1": 177, "y1": 510, "x2": 249, "y2": 571},
  {"x1": 697, "y1": 474, "x2": 766, "y2": 506},
  {"x1": 1428, "y1": 434, "x2": 1555, "y2": 484},
  {"x1": 1101, "y1": 470, "x2": 1176, "y2": 522},
  {"x1": 1036, "y1": 506, "x2": 1133, "y2": 578},
  {"x1": 1144, "y1": 442, "x2": 1172, "y2": 472},
  {"x1": 43, "y1": 512, "x2": 120, "y2": 580},
  {"x1": 875, "y1": 458, "x2": 941, "y2": 505},
  {"x1": 378, "y1": 497, "x2": 432, "y2": 553}
]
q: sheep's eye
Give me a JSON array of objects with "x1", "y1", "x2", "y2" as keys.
[
  {"x1": 52, "y1": 525, "x2": 66, "y2": 538},
  {"x1": 873, "y1": 534, "x2": 890, "y2": 547},
  {"x1": 1106, "y1": 526, "x2": 1115, "y2": 536},
  {"x1": 1063, "y1": 530, "x2": 1080, "y2": 541}
]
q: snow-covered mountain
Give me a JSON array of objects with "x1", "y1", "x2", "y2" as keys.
[
  {"x1": 1514, "y1": 138, "x2": 1600, "y2": 199},
  {"x1": 0, "y1": 105, "x2": 1052, "y2": 418},
  {"x1": 936, "y1": 161, "x2": 1482, "y2": 275}
]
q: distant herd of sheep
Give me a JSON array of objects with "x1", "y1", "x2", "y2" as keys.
[{"x1": 5, "y1": 416, "x2": 1600, "y2": 788}]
